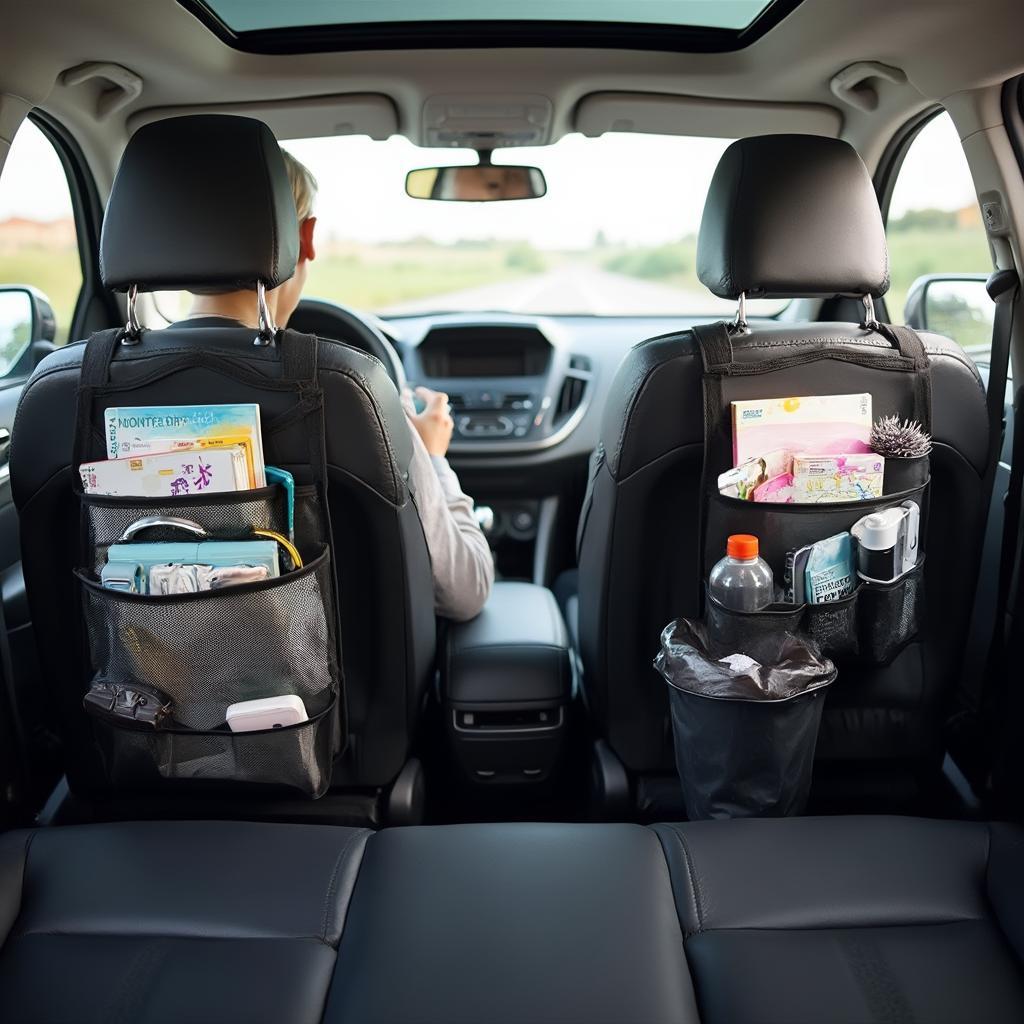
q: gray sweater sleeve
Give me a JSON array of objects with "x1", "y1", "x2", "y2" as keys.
[{"x1": 405, "y1": 417, "x2": 494, "y2": 621}]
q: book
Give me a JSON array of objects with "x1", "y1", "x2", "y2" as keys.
[
  {"x1": 804, "y1": 533, "x2": 856, "y2": 604},
  {"x1": 791, "y1": 453, "x2": 884, "y2": 503},
  {"x1": 104, "y1": 404, "x2": 265, "y2": 487},
  {"x1": 80, "y1": 446, "x2": 249, "y2": 497},
  {"x1": 731, "y1": 394, "x2": 872, "y2": 466}
]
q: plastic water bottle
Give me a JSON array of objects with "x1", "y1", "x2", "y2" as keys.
[{"x1": 708, "y1": 534, "x2": 774, "y2": 611}]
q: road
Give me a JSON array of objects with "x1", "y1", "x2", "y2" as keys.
[{"x1": 382, "y1": 263, "x2": 742, "y2": 317}]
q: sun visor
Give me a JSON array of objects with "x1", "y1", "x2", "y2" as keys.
[
  {"x1": 128, "y1": 93, "x2": 398, "y2": 142},
  {"x1": 574, "y1": 92, "x2": 842, "y2": 140}
]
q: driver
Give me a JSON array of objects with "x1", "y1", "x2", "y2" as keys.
[{"x1": 186, "y1": 149, "x2": 494, "y2": 621}]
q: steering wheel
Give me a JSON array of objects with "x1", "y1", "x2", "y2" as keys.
[{"x1": 288, "y1": 298, "x2": 405, "y2": 389}]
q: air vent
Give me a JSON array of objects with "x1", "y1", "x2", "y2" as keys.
[{"x1": 555, "y1": 376, "x2": 587, "y2": 422}]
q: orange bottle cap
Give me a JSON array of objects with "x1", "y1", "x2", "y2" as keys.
[{"x1": 727, "y1": 534, "x2": 759, "y2": 559}]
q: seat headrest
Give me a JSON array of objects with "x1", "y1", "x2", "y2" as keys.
[
  {"x1": 697, "y1": 135, "x2": 889, "y2": 300},
  {"x1": 100, "y1": 115, "x2": 299, "y2": 294}
]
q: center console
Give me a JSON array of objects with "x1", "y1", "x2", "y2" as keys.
[{"x1": 443, "y1": 581, "x2": 572, "y2": 784}]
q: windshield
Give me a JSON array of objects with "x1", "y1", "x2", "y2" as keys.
[{"x1": 275, "y1": 132, "x2": 786, "y2": 319}]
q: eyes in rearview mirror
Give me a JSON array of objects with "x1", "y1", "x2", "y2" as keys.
[
  {"x1": 0, "y1": 285, "x2": 57, "y2": 374},
  {"x1": 405, "y1": 164, "x2": 547, "y2": 202}
]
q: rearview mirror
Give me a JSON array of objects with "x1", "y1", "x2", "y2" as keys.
[
  {"x1": 405, "y1": 164, "x2": 546, "y2": 202},
  {"x1": 0, "y1": 285, "x2": 56, "y2": 375},
  {"x1": 903, "y1": 274, "x2": 993, "y2": 361}
]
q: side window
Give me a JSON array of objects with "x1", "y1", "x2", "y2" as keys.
[
  {"x1": 0, "y1": 119, "x2": 83, "y2": 361},
  {"x1": 886, "y1": 112, "x2": 993, "y2": 365}
]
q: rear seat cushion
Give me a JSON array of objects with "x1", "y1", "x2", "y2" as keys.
[
  {"x1": 0, "y1": 821, "x2": 369, "y2": 1024},
  {"x1": 326, "y1": 822, "x2": 701, "y2": 1024},
  {"x1": 653, "y1": 816, "x2": 1024, "y2": 1024}
]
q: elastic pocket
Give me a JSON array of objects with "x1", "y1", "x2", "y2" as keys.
[
  {"x1": 855, "y1": 558, "x2": 926, "y2": 666},
  {"x1": 801, "y1": 589, "x2": 861, "y2": 659},
  {"x1": 77, "y1": 546, "x2": 339, "y2": 795},
  {"x1": 82, "y1": 485, "x2": 288, "y2": 573},
  {"x1": 704, "y1": 479, "x2": 930, "y2": 581},
  {"x1": 90, "y1": 693, "x2": 337, "y2": 797}
]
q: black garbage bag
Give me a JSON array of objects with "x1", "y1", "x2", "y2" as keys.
[{"x1": 654, "y1": 617, "x2": 836, "y2": 820}]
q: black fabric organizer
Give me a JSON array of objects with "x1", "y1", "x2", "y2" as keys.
[
  {"x1": 693, "y1": 320, "x2": 933, "y2": 669},
  {"x1": 71, "y1": 327, "x2": 344, "y2": 798}
]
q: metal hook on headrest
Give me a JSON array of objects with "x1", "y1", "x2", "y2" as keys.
[
  {"x1": 861, "y1": 293, "x2": 880, "y2": 331},
  {"x1": 728, "y1": 291, "x2": 750, "y2": 335},
  {"x1": 121, "y1": 284, "x2": 143, "y2": 345},
  {"x1": 254, "y1": 280, "x2": 276, "y2": 346}
]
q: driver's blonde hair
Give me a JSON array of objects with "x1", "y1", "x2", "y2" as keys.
[{"x1": 281, "y1": 148, "x2": 318, "y2": 221}]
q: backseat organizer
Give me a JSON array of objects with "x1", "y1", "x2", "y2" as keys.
[
  {"x1": 693, "y1": 320, "x2": 933, "y2": 669},
  {"x1": 1, "y1": 816, "x2": 1022, "y2": 1024},
  {"x1": 70, "y1": 328, "x2": 344, "y2": 797}
]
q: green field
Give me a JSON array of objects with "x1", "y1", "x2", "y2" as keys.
[
  {"x1": 0, "y1": 223, "x2": 995, "y2": 345},
  {"x1": 0, "y1": 247, "x2": 82, "y2": 343}
]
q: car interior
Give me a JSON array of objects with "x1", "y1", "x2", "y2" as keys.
[{"x1": 1, "y1": 1, "x2": 1024, "y2": 1021}]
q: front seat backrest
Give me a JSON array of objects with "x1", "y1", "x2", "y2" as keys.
[
  {"x1": 12, "y1": 114, "x2": 436, "y2": 796},
  {"x1": 577, "y1": 134, "x2": 990, "y2": 793}
]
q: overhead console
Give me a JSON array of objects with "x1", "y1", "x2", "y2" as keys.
[{"x1": 408, "y1": 322, "x2": 593, "y2": 453}]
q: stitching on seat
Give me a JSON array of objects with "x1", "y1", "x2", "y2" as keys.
[
  {"x1": 671, "y1": 826, "x2": 704, "y2": 936},
  {"x1": 321, "y1": 831, "x2": 364, "y2": 946}
]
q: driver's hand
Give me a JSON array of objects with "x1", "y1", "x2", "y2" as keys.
[{"x1": 406, "y1": 386, "x2": 454, "y2": 457}]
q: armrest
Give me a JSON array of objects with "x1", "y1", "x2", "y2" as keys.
[{"x1": 444, "y1": 582, "x2": 571, "y2": 705}]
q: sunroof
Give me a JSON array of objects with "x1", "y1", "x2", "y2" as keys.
[
  {"x1": 180, "y1": 0, "x2": 801, "y2": 54},
  {"x1": 202, "y1": 1, "x2": 773, "y2": 34}
]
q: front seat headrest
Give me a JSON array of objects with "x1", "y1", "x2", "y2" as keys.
[
  {"x1": 100, "y1": 114, "x2": 299, "y2": 294},
  {"x1": 697, "y1": 134, "x2": 889, "y2": 300}
]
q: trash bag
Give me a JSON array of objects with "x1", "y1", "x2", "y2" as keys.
[{"x1": 655, "y1": 617, "x2": 836, "y2": 820}]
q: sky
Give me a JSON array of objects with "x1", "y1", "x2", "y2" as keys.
[{"x1": 1, "y1": 112, "x2": 978, "y2": 249}]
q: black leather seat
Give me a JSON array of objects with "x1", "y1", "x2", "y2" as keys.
[
  {"x1": 11, "y1": 115, "x2": 436, "y2": 799},
  {"x1": 1, "y1": 816, "x2": 1022, "y2": 1022},
  {"x1": 577, "y1": 135, "x2": 990, "y2": 797},
  {"x1": 0, "y1": 820, "x2": 370, "y2": 1024}
]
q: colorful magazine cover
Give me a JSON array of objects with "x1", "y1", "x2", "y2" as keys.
[{"x1": 104, "y1": 404, "x2": 265, "y2": 486}]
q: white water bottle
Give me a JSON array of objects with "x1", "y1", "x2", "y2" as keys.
[{"x1": 708, "y1": 534, "x2": 774, "y2": 612}]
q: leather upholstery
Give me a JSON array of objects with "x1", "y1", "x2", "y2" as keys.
[
  {"x1": 1, "y1": 816, "x2": 1021, "y2": 1023},
  {"x1": 100, "y1": 115, "x2": 300, "y2": 293},
  {"x1": 654, "y1": 817, "x2": 1024, "y2": 1024},
  {"x1": 13, "y1": 324, "x2": 437, "y2": 790},
  {"x1": 326, "y1": 823, "x2": 701, "y2": 1024},
  {"x1": 578, "y1": 321, "x2": 989, "y2": 776},
  {"x1": 444, "y1": 581, "x2": 571, "y2": 704},
  {"x1": 0, "y1": 821, "x2": 370, "y2": 1024},
  {"x1": 697, "y1": 135, "x2": 889, "y2": 299},
  {"x1": 13, "y1": 112, "x2": 437, "y2": 795}
]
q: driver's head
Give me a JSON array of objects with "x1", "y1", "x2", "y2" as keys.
[
  {"x1": 274, "y1": 149, "x2": 318, "y2": 326},
  {"x1": 187, "y1": 146, "x2": 318, "y2": 328}
]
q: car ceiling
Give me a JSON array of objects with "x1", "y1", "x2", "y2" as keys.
[{"x1": 1, "y1": 0, "x2": 1024, "y2": 191}]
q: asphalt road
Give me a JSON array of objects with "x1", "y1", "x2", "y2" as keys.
[{"x1": 383, "y1": 263, "x2": 742, "y2": 317}]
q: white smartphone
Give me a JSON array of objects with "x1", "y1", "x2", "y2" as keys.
[{"x1": 225, "y1": 695, "x2": 308, "y2": 733}]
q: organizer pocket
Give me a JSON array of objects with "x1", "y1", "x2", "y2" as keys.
[
  {"x1": 82, "y1": 485, "x2": 289, "y2": 574},
  {"x1": 855, "y1": 558, "x2": 926, "y2": 666},
  {"x1": 705, "y1": 559, "x2": 924, "y2": 669},
  {"x1": 90, "y1": 693, "x2": 337, "y2": 797},
  {"x1": 77, "y1": 545, "x2": 339, "y2": 794},
  {"x1": 704, "y1": 479, "x2": 930, "y2": 582}
]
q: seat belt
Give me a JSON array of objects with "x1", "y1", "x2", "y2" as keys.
[{"x1": 950, "y1": 268, "x2": 1020, "y2": 785}]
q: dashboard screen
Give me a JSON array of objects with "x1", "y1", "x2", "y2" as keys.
[{"x1": 446, "y1": 351, "x2": 527, "y2": 377}]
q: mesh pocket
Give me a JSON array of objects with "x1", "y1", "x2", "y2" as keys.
[
  {"x1": 83, "y1": 486, "x2": 288, "y2": 573},
  {"x1": 802, "y1": 591, "x2": 860, "y2": 659},
  {"x1": 92, "y1": 695, "x2": 337, "y2": 797},
  {"x1": 78, "y1": 547, "x2": 337, "y2": 730},
  {"x1": 856, "y1": 560, "x2": 925, "y2": 666}
]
